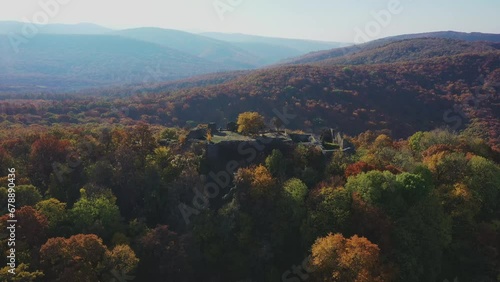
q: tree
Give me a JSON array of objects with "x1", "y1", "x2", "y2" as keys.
[
  {"x1": 373, "y1": 134, "x2": 393, "y2": 149},
  {"x1": 237, "y1": 112, "x2": 265, "y2": 135},
  {"x1": 281, "y1": 178, "x2": 308, "y2": 224},
  {"x1": 346, "y1": 170, "x2": 432, "y2": 218},
  {"x1": 35, "y1": 198, "x2": 67, "y2": 233},
  {"x1": 391, "y1": 197, "x2": 451, "y2": 282},
  {"x1": 104, "y1": 244, "x2": 139, "y2": 276},
  {"x1": 438, "y1": 183, "x2": 481, "y2": 223},
  {"x1": 126, "y1": 122, "x2": 156, "y2": 155},
  {"x1": 15, "y1": 206, "x2": 49, "y2": 246},
  {"x1": 70, "y1": 189, "x2": 122, "y2": 242},
  {"x1": 137, "y1": 225, "x2": 192, "y2": 282},
  {"x1": 467, "y1": 156, "x2": 500, "y2": 219},
  {"x1": 292, "y1": 144, "x2": 325, "y2": 187},
  {"x1": 28, "y1": 135, "x2": 70, "y2": 194},
  {"x1": 15, "y1": 185, "x2": 42, "y2": 208},
  {"x1": 310, "y1": 233, "x2": 391, "y2": 282},
  {"x1": 396, "y1": 172, "x2": 432, "y2": 205},
  {"x1": 265, "y1": 149, "x2": 286, "y2": 179},
  {"x1": 349, "y1": 193, "x2": 392, "y2": 251},
  {"x1": 417, "y1": 129, "x2": 459, "y2": 153},
  {"x1": 283, "y1": 178, "x2": 308, "y2": 204},
  {"x1": 301, "y1": 187, "x2": 352, "y2": 246},
  {"x1": 326, "y1": 151, "x2": 351, "y2": 177},
  {"x1": 0, "y1": 147, "x2": 14, "y2": 175},
  {"x1": 0, "y1": 263, "x2": 43, "y2": 282},
  {"x1": 408, "y1": 131, "x2": 425, "y2": 152},
  {"x1": 86, "y1": 160, "x2": 115, "y2": 189},
  {"x1": 234, "y1": 165, "x2": 276, "y2": 200},
  {"x1": 0, "y1": 206, "x2": 48, "y2": 268},
  {"x1": 424, "y1": 152, "x2": 469, "y2": 185},
  {"x1": 345, "y1": 161, "x2": 376, "y2": 178},
  {"x1": 40, "y1": 234, "x2": 107, "y2": 281},
  {"x1": 345, "y1": 171, "x2": 399, "y2": 209},
  {"x1": 160, "y1": 127, "x2": 179, "y2": 140}
]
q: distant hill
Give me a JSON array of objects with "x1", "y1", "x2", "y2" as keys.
[
  {"x1": 386, "y1": 31, "x2": 500, "y2": 43},
  {"x1": 85, "y1": 70, "x2": 251, "y2": 97},
  {"x1": 284, "y1": 31, "x2": 500, "y2": 65},
  {"x1": 201, "y1": 32, "x2": 348, "y2": 64},
  {"x1": 2, "y1": 26, "x2": 500, "y2": 95},
  {"x1": 201, "y1": 32, "x2": 348, "y2": 52},
  {"x1": 227, "y1": 42, "x2": 310, "y2": 66},
  {"x1": 113, "y1": 28, "x2": 260, "y2": 69},
  {"x1": 0, "y1": 21, "x2": 112, "y2": 34},
  {"x1": 0, "y1": 22, "x2": 347, "y2": 69},
  {"x1": 310, "y1": 38, "x2": 500, "y2": 66},
  {"x1": 0, "y1": 34, "x2": 228, "y2": 92},
  {"x1": 147, "y1": 52, "x2": 499, "y2": 149},
  {"x1": 0, "y1": 22, "x2": 353, "y2": 93}
]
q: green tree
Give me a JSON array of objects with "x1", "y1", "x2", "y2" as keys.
[
  {"x1": 396, "y1": 172, "x2": 432, "y2": 205},
  {"x1": 345, "y1": 171, "x2": 398, "y2": 208},
  {"x1": 408, "y1": 131, "x2": 425, "y2": 152},
  {"x1": 301, "y1": 187, "x2": 352, "y2": 246},
  {"x1": 15, "y1": 185, "x2": 42, "y2": 208},
  {"x1": 70, "y1": 189, "x2": 122, "y2": 242},
  {"x1": 265, "y1": 149, "x2": 286, "y2": 179},
  {"x1": 392, "y1": 197, "x2": 451, "y2": 282},
  {"x1": 467, "y1": 156, "x2": 500, "y2": 219},
  {"x1": 283, "y1": 178, "x2": 308, "y2": 204},
  {"x1": 281, "y1": 178, "x2": 308, "y2": 224},
  {"x1": 35, "y1": 198, "x2": 67, "y2": 233}
]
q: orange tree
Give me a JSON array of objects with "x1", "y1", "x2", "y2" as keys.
[{"x1": 310, "y1": 233, "x2": 392, "y2": 282}]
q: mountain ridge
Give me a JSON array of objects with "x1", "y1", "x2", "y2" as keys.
[{"x1": 283, "y1": 31, "x2": 500, "y2": 65}]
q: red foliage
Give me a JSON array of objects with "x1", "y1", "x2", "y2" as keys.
[
  {"x1": 349, "y1": 193, "x2": 393, "y2": 252},
  {"x1": 345, "y1": 161, "x2": 377, "y2": 178},
  {"x1": 28, "y1": 135, "x2": 71, "y2": 192},
  {"x1": 384, "y1": 165, "x2": 402, "y2": 175},
  {"x1": 1, "y1": 206, "x2": 48, "y2": 246},
  {"x1": 40, "y1": 234, "x2": 108, "y2": 281}
]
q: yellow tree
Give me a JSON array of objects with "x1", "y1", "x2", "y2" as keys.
[
  {"x1": 310, "y1": 233, "x2": 391, "y2": 282},
  {"x1": 235, "y1": 165, "x2": 276, "y2": 199},
  {"x1": 237, "y1": 112, "x2": 265, "y2": 135}
]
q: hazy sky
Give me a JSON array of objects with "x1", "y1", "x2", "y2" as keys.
[{"x1": 1, "y1": 0, "x2": 499, "y2": 42}]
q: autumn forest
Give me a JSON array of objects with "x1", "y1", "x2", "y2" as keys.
[{"x1": 0, "y1": 23, "x2": 499, "y2": 282}]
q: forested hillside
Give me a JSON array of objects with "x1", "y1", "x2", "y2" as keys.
[
  {"x1": 284, "y1": 33, "x2": 500, "y2": 65},
  {"x1": 312, "y1": 38, "x2": 500, "y2": 66},
  {"x1": 1, "y1": 51, "x2": 499, "y2": 150}
]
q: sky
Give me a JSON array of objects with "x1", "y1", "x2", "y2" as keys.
[{"x1": 0, "y1": 0, "x2": 499, "y2": 42}]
